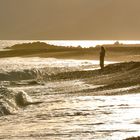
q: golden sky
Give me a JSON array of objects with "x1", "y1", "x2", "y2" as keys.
[{"x1": 0, "y1": 0, "x2": 140, "y2": 40}]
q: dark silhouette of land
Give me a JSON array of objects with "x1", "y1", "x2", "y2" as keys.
[
  {"x1": 0, "y1": 41, "x2": 140, "y2": 61},
  {"x1": 125, "y1": 136, "x2": 140, "y2": 140}
]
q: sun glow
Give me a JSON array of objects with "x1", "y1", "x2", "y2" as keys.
[{"x1": 46, "y1": 40, "x2": 140, "y2": 48}]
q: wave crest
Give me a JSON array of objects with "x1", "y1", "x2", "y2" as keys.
[{"x1": 0, "y1": 87, "x2": 42, "y2": 116}]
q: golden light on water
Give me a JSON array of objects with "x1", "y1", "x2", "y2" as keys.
[{"x1": 46, "y1": 40, "x2": 140, "y2": 48}]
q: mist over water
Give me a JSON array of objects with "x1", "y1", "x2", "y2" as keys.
[{"x1": 47, "y1": 40, "x2": 140, "y2": 48}]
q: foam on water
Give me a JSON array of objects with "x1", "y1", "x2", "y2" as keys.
[
  {"x1": 0, "y1": 57, "x2": 115, "y2": 70},
  {"x1": 0, "y1": 87, "x2": 42, "y2": 116},
  {"x1": 0, "y1": 57, "x2": 116, "y2": 81},
  {"x1": 0, "y1": 56, "x2": 139, "y2": 140},
  {"x1": 1, "y1": 85, "x2": 140, "y2": 140}
]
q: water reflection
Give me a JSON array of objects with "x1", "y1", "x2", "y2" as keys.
[{"x1": 0, "y1": 91, "x2": 140, "y2": 140}]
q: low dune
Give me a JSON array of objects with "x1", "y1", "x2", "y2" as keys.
[{"x1": 48, "y1": 61, "x2": 140, "y2": 95}]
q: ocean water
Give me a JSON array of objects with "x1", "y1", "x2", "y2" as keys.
[
  {"x1": 1, "y1": 86, "x2": 140, "y2": 140},
  {"x1": 0, "y1": 57, "x2": 140, "y2": 140},
  {"x1": 0, "y1": 41, "x2": 140, "y2": 140}
]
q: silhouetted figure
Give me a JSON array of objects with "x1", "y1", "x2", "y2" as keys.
[{"x1": 100, "y1": 46, "x2": 106, "y2": 70}]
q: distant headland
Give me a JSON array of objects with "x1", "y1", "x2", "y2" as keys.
[{"x1": 0, "y1": 41, "x2": 139, "y2": 61}]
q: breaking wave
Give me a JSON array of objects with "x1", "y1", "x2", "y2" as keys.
[
  {"x1": 0, "y1": 61, "x2": 139, "y2": 82},
  {"x1": 0, "y1": 62, "x2": 140, "y2": 81},
  {"x1": 0, "y1": 67, "x2": 81, "y2": 81},
  {"x1": 0, "y1": 87, "x2": 42, "y2": 116},
  {"x1": 0, "y1": 57, "x2": 100, "y2": 82},
  {"x1": 0, "y1": 61, "x2": 139, "y2": 117}
]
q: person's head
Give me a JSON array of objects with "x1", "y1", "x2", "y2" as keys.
[{"x1": 101, "y1": 46, "x2": 104, "y2": 51}]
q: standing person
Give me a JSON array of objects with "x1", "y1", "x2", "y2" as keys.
[{"x1": 100, "y1": 46, "x2": 106, "y2": 70}]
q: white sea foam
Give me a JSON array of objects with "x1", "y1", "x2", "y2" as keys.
[
  {"x1": 0, "y1": 57, "x2": 116, "y2": 81},
  {"x1": 0, "y1": 56, "x2": 139, "y2": 140},
  {"x1": 0, "y1": 57, "x2": 115, "y2": 71}
]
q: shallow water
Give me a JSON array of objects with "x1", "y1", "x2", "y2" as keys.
[
  {"x1": 0, "y1": 58, "x2": 139, "y2": 140},
  {"x1": 0, "y1": 57, "x2": 116, "y2": 71},
  {"x1": 0, "y1": 57, "x2": 97, "y2": 72},
  {"x1": 0, "y1": 86, "x2": 140, "y2": 140}
]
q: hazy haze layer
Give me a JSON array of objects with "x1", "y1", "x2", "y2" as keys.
[{"x1": 1, "y1": 0, "x2": 140, "y2": 39}]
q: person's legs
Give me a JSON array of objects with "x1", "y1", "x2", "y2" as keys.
[{"x1": 100, "y1": 57, "x2": 104, "y2": 70}]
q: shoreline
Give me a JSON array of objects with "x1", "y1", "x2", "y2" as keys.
[
  {"x1": 0, "y1": 59, "x2": 139, "y2": 96},
  {"x1": 0, "y1": 41, "x2": 140, "y2": 61},
  {"x1": 0, "y1": 57, "x2": 140, "y2": 140}
]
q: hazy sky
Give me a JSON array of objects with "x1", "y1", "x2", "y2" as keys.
[{"x1": 0, "y1": 0, "x2": 140, "y2": 40}]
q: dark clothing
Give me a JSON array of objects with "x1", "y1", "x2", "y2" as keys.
[{"x1": 100, "y1": 47, "x2": 105, "y2": 70}]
